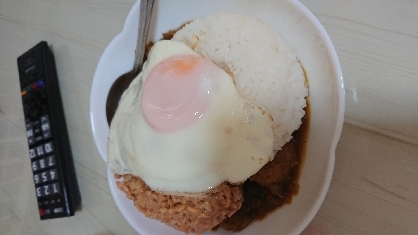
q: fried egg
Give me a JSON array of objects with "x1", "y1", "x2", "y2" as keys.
[{"x1": 107, "y1": 40, "x2": 274, "y2": 194}]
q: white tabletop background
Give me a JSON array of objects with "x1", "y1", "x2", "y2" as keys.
[{"x1": 0, "y1": 0, "x2": 417, "y2": 234}]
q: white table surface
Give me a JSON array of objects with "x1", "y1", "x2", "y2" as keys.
[{"x1": 0, "y1": 0, "x2": 417, "y2": 234}]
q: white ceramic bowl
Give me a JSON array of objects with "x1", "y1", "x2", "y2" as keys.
[{"x1": 90, "y1": 0, "x2": 344, "y2": 234}]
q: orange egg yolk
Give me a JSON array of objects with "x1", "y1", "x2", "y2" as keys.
[{"x1": 141, "y1": 54, "x2": 218, "y2": 132}]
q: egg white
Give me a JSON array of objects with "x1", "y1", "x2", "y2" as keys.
[{"x1": 108, "y1": 40, "x2": 274, "y2": 194}]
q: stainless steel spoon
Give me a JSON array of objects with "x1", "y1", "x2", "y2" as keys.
[{"x1": 106, "y1": 0, "x2": 155, "y2": 125}]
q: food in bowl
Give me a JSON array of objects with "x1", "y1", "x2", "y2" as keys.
[{"x1": 107, "y1": 13, "x2": 309, "y2": 234}]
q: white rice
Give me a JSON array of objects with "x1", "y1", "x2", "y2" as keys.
[{"x1": 172, "y1": 13, "x2": 308, "y2": 150}]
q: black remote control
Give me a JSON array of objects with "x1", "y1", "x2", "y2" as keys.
[{"x1": 17, "y1": 41, "x2": 81, "y2": 220}]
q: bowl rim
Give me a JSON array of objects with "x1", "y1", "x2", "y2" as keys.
[{"x1": 89, "y1": 0, "x2": 345, "y2": 234}]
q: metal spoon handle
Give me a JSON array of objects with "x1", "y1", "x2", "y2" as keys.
[{"x1": 133, "y1": 0, "x2": 155, "y2": 71}]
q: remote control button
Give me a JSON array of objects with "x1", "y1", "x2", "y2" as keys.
[
  {"x1": 51, "y1": 183, "x2": 60, "y2": 194},
  {"x1": 35, "y1": 135, "x2": 42, "y2": 142},
  {"x1": 26, "y1": 122, "x2": 35, "y2": 145},
  {"x1": 47, "y1": 155, "x2": 55, "y2": 167},
  {"x1": 36, "y1": 186, "x2": 43, "y2": 197},
  {"x1": 29, "y1": 148, "x2": 37, "y2": 159},
  {"x1": 31, "y1": 83, "x2": 37, "y2": 89},
  {"x1": 33, "y1": 120, "x2": 41, "y2": 136},
  {"x1": 45, "y1": 209, "x2": 51, "y2": 215},
  {"x1": 26, "y1": 121, "x2": 32, "y2": 129},
  {"x1": 43, "y1": 185, "x2": 51, "y2": 196},
  {"x1": 37, "y1": 80, "x2": 44, "y2": 87},
  {"x1": 41, "y1": 171, "x2": 48, "y2": 183},
  {"x1": 32, "y1": 161, "x2": 39, "y2": 172},
  {"x1": 40, "y1": 114, "x2": 49, "y2": 123},
  {"x1": 44, "y1": 142, "x2": 53, "y2": 154},
  {"x1": 49, "y1": 169, "x2": 58, "y2": 181},
  {"x1": 36, "y1": 145, "x2": 45, "y2": 157},
  {"x1": 40, "y1": 115, "x2": 48, "y2": 124},
  {"x1": 53, "y1": 207, "x2": 63, "y2": 213},
  {"x1": 21, "y1": 90, "x2": 27, "y2": 96},
  {"x1": 39, "y1": 208, "x2": 45, "y2": 217},
  {"x1": 24, "y1": 63, "x2": 35, "y2": 74},
  {"x1": 39, "y1": 158, "x2": 46, "y2": 170},
  {"x1": 34, "y1": 173, "x2": 40, "y2": 184},
  {"x1": 40, "y1": 115, "x2": 51, "y2": 139},
  {"x1": 27, "y1": 131, "x2": 34, "y2": 145},
  {"x1": 33, "y1": 120, "x2": 43, "y2": 143}
]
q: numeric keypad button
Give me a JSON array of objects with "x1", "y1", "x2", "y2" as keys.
[
  {"x1": 44, "y1": 142, "x2": 53, "y2": 154},
  {"x1": 29, "y1": 148, "x2": 37, "y2": 159},
  {"x1": 47, "y1": 155, "x2": 55, "y2": 167},
  {"x1": 41, "y1": 171, "x2": 48, "y2": 183},
  {"x1": 49, "y1": 169, "x2": 58, "y2": 181},
  {"x1": 43, "y1": 185, "x2": 51, "y2": 196},
  {"x1": 36, "y1": 186, "x2": 42, "y2": 197},
  {"x1": 51, "y1": 183, "x2": 60, "y2": 194},
  {"x1": 33, "y1": 173, "x2": 40, "y2": 185},
  {"x1": 31, "y1": 161, "x2": 39, "y2": 172},
  {"x1": 39, "y1": 158, "x2": 46, "y2": 169},
  {"x1": 36, "y1": 145, "x2": 45, "y2": 157}
]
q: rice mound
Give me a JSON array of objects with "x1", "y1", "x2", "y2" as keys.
[
  {"x1": 116, "y1": 174, "x2": 243, "y2": 234},
  {"x1": 172, "y1": 13, "x2": 308, "y2": 150}
]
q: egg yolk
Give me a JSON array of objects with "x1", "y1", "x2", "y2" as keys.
[{"x1": 141, "y1": 55, "x2": 217, "y2": 132}]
